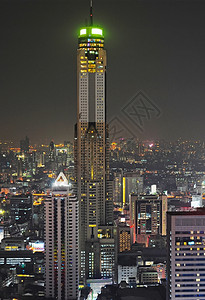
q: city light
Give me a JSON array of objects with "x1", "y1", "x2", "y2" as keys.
[
  {"x1": 80, "y1": 28, "x2": 87, "y2": 35},
  {"x1": 91, "y1": 28, "x2": 103, "y2": 35},
  {"x1": 0, "y1": 1, "x2": 202, "y2": 299}
]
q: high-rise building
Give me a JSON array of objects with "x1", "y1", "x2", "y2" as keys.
[
  {"x1": 117, "y1": 222, "x2": 131, "y2": 253},
  {"x1": 130, "y1": 194, "x2": 167, "y2": 246},
  {"x1": 10, "y1": 194, "x2": 32, "y2": 223},
  {"x1": 44, "y1": 172, "x2": 79, "y2": 300},
  {"x1": 17, "y1": 157, "x2": 23, "y2": 178},
  {"x1": 113, "y1": 171, "x2": 143, "y2": 207},
  {"x1": 20, "y1": 136, "x2": 29, "y2": 153},
  {"x1": 118, "y1": 256, "x2": 137, "y2": 285},
  {"x1": 74, "y1": 2, "x2": 114, "y2": 282},
  {"x1": 167, "y1": 209, "x2": 205, "y2": 300},
  {"x1": 123, "y1": 173, "x2": 143, "y2": 206},
  {"x1": 49, "y1": 140, "x2": 56, "y2": 168}
]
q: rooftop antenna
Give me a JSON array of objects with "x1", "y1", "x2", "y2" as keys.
[{"x1": 90, "y1": 0, "x2": 93, "y2": 26}]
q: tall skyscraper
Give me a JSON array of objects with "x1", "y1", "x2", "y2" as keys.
[
  {"x1": 49, "y1": 140, "x2": 56, "y2": 170},
  {"x1": 129, "y1": 194, "x2": 167, "y2": 246},
  {"x1": 113, "y1": 171, "x2": 143, "y2": 207},
  {"x1": 74, "y1": 2, "x2": 114, "y2": 282},
  {"x1": 44, "y1": 172, "x2": 79, "y2": 300},
  {"x1": 20, "y1": 136, "x2": 29, "y2": 153},
  {"x1": 167, "y1": 209, "x2": 205, "y2": 300}
]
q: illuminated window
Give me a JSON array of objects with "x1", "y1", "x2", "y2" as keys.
[
  {"x1": 80, "y1": 29, "x2": 86, "y2": 35},
  {"x1": 92, "y1": 28, "x2": 103, "y2": 35}
]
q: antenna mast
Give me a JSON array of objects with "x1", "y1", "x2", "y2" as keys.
[{"x1": 90, "y1": 0, "x2": 93, "y2": 26}]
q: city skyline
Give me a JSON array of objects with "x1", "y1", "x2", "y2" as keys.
[
  {"x1": 1, "y1": 1, "x2": 205, "y2": 299},
  {"x1": 1, "y1": 0, "x2": 205, "y2": 143}
]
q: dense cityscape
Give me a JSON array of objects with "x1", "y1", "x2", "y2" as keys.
[
  {"x1": 1, "y1": 0, "x2": 205, "y2": 300},
  {"x1": 0, "y1": 137, "x2": 205, "y2": 299}
]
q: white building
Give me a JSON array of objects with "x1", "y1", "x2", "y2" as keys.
[
  {"x1": 191, "y1": 194, "x2": 202, "y2": 208},
  {"x1": 118, "y1": 257, "x2": 137, "y2": 284},
  {"x1": 44, "y1": 172, "x2": 79, "y2": 300},
  {"x1": 167, "y1": 209, "x2": 205, "y2": 300}
]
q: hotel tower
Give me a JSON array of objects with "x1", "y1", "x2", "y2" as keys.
[
  {"x1": 74, "y1": 1, "x2": 115, "y2": 283},
  {"x1": 44, "y1": 173, "x2": 79, "y2": 299}
]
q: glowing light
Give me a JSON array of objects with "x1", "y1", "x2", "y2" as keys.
[
  {"x1": 17, "y1": 274, "x2": 34, "y2": 277},
  {"x1": 188, "y1": 241, "x2": 195, "y2": 245},
  {"x1": 79, "y1": 285, "x2": 84, "y2": 289},
  {"x1": 27, "y1": 241, "x2": 44, "y2": 253},
  {"x1": 80, "y1": 29, "x2": 87, "y2": 35},
  {"x1": 123, "y1": 177, "x2": 126, "y2": 206},
  {"x1": 53, "y1": 172, "x2": 68, "y2": 187},
  {"x1": 91, "y1": 28, "x2": 103, "y2": 35}
]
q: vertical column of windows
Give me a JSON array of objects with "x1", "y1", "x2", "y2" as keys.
[
  {"x1": 95, "y1": 73, "x2": 105, "y2": 122},
  {"x1": 79, "y1": 73, "x2": 88, "y2": 122}
]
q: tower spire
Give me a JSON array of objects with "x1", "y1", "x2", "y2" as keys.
[{"x1": 90, "y1": 0, "x2": 93, "y2": 26}]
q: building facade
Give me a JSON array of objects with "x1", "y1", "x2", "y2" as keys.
[
  {"x1": 74, "y1": 5, "x2": 114, "y2": 283},
  {"x1": 10, "y1": 194, "x2": 32, "y2": 223},
  {"x1": 130, "y1": 194, "x2": 167, "y2": 246},
  {"x1": 117, "y1": 223, "x2": 131, "y2": 253},
  {"x1": 113, "y1": 171, "x2": 143, "y2": 207},
  {"x1": 167, "y1": 209, "x2": 205, "y2": 300},
  {"x1": 118, "y1": 259, "x2": 137, "y2": 284},
  {"x1": 44, "y1": 172, "x2": 79, "y2": 300}
]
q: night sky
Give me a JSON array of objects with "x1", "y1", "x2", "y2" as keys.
[{"x1": 1, "y1": 0, "x2": 205, "y2": 144}]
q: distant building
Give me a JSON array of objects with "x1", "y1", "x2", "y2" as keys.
[
  {"x1": 113, "y1": 171, "x2": 123, "y2": 206},
  {"x1": 44, "y1": 172, "x2": 79, "y2": 300},
  {"x1": 10, "y1": 194, "x2": 32, "y2": 223},
  {"x1": 20, "y1": 136, "x2": 29, "y2": 153},
  {"x1": 37, "y1": 152, "x2": 45, "y2": 167},
  {"x1": 113, "y1": 171, "x2": 143, "y2": 207},
  {"x1": 48, "y1": 140, "x2": 55, "y2": 169},
  {"x1": 138, "y1": 267, "x2": 159, "y2": 285},
  {"x1": 117, "y1": 222, "x2": 131, "y2": 253},
  {"x1": 1, "y1": 237, "x2": 26, "y2": 251},
  {"x1": 191, "y1": 194, "x2": 202, "y2": 208},
  {"x1": 130, "y1": 194, "x2": 167, "y2": 246},
  {"x1": 167, "y1": 208, "x2": 205, "y2": 300},
  {"x1": 118, "y1": 256, "x2": 137, "y2": 284},
  {"x1": 17, "y1": 157, "x2": 23, "y2": 177}
]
